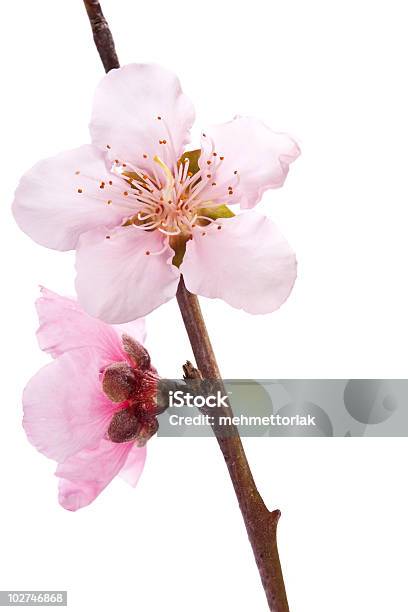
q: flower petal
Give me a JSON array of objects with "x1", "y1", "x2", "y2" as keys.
[
  {"x1": 181, "y1": 212, "x2": 297, "y2": 314},
  {"x1": 75, "y1": 226, "x2": 180, "y2": 323},
  {"x1": 199, "y1": 117, "x2": 300, "y2": 209},
  {"x1": 23, "y1": 348, "x2": 115, "y2": 463},
  {"x1": 36, "y1": 287, "x2": 127, "y2": 364},
  {"x1": 119, "y1": 444, "x2": 147, "y2": 487},
  {"x1": 12, "y1": 145, "x2": 134, "y2": 251},
  {"x1": 90, "y1": 64, "x2": 195, "y2": 169},
  {"x1": 57, "y1": 439, "x2": 134, "y2": 511},
  {"x1": 114, "y1": 319, "x2": 146, "y2": 345}
]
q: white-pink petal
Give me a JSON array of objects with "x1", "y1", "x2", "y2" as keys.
[
  {"x1": 90, "y1": 63, "x2": 195, "y2": 170},
  {"x1": 36, "y1": 287, "x2": 128, "y2": 365},
  {"x1": 113, "y1": 319, "x2": 147, "y2": 346},
  {"x1": 75, "y1": 226, "x2": 180, "y2": 323},
  {"x1": 119, "y1": 444, "x2": 147, "y2": 487},
  {"x1": 57, "y1": 438, "x2": 136, "y2": 511},
  {"x1": 23, "y1": 348, "x2": 116, "y2": 463},
  {"x1": 199, "y1": 116, "x2": 300, "y2": 209},
  {"x1": 12, "y1": 145, "x2": 133, "y2": 251},
  {"x1": 181, "y1": 212, "x2": 297, "y2": 314}
]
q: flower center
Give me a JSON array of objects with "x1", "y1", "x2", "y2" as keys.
[
  {"x1": 116, "y1": 154, "x2": 217, "y2": 237},
  {"x1": 74, "y1": 123, "x2": 239, "y2": 262}
]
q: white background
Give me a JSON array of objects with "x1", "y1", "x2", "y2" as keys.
[{"x1": 1, "y1": 1, "x2": 407, "y2": 610}]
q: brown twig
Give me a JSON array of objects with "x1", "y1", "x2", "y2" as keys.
[
  {"x1": 81, "y1": 3, "x2": 290, "y2": 609},
  {"x1": 177, "y1": 277, "x2": 289, "y2": 611},
  {"x1": 83, "y1": 1, "x2": 119, "y2": 72}
]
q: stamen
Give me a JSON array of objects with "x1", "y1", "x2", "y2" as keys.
[
  {"x1": 158, "y1": 227, "x2": 181, "y2": 236},
  {"x1": 146, "y1": 241, "x2": 170, "y2": 256},
  {"x1": 153, "y1": 155, "x2": 175, "y2": 201}
]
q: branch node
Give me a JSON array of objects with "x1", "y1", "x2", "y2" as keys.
[
  {"x1": 182, "y1": 360, "x2": 203, "y2": 381},
  {"x1": 270, "y1": 509, "x2": 282, "y2": 527}
]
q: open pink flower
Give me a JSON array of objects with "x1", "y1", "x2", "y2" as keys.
[
  {"x1": 13, "y1": 64, "x2": 300, "y2": 323},
  {"x1": 23, "y1": 288, "x2": 159, "y2": 511}
]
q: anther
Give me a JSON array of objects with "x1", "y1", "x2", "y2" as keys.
[
  {"x1": 124, "y1": 191, "x2": 129, "y2": 196},
  {"x1": 107, "y1": 200, "x2": 112, "y2": 205},
  {"x1": 206, "y1": 160, "x2": 212, "y2": 165},
  {"x1": 145, "y1": 251, "x2": 150, "y2": 255},
  {"x1": 106, "y1": 144, "x2": 111, "y2": 149},
  {"x1": 220, "y1": 156, "x2": 224, "y2": 160},
  {"x1": 77, "y1": 188, "x2": 83, "y2": 193},
  {"x1": 157, "y1": 116, "x2": 162, "y2": 120}
]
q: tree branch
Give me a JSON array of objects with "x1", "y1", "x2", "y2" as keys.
[
  {"x1": 81, "y1": 3, "x2": 290, "y2": 608},
  {"x1": 83, "y1": 0, "x2": 119, "y2": 72},
  {"x1": 177, "y1": 277, "x2": 289, "y2": 612}
]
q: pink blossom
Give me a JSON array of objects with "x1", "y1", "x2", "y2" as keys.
[
  {"x1": 13, "y1": 64, "x2": 300, "y2": 323},
  {"x1": 23, "y1": 288, "x2": 159, "y2": 511}
]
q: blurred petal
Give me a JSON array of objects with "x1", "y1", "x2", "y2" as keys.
[
  {"x1": 181, "y1": 212, "x2": 297, "y2": 314},
  {"x1": 199, "y1": 117, "x2": 300, "y2": 209},
  {"x1": 114, "y1": 319, "x2": 146, "y2": 345},
  {"x1": 90, "y1": 64, "x2": 195, "y2": 169},
  {"x1": 119, "y1": 444, "x2": 147, "y2": 487},
  {"x1": 36, "y1": 287, "x2": 126, "y2": 364},
  {"x1": 23, "y1": 348, "x2": 115, "y2": 463},
  {"x1": 75, "y1": 226, "x2": 180, "y2": 323},
  {"x1": 57, "y1": 439, "x2": 134, "y2": 511},
  {"x1": 12, "y1": 145, "x2": 133, "y2": 251}
]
